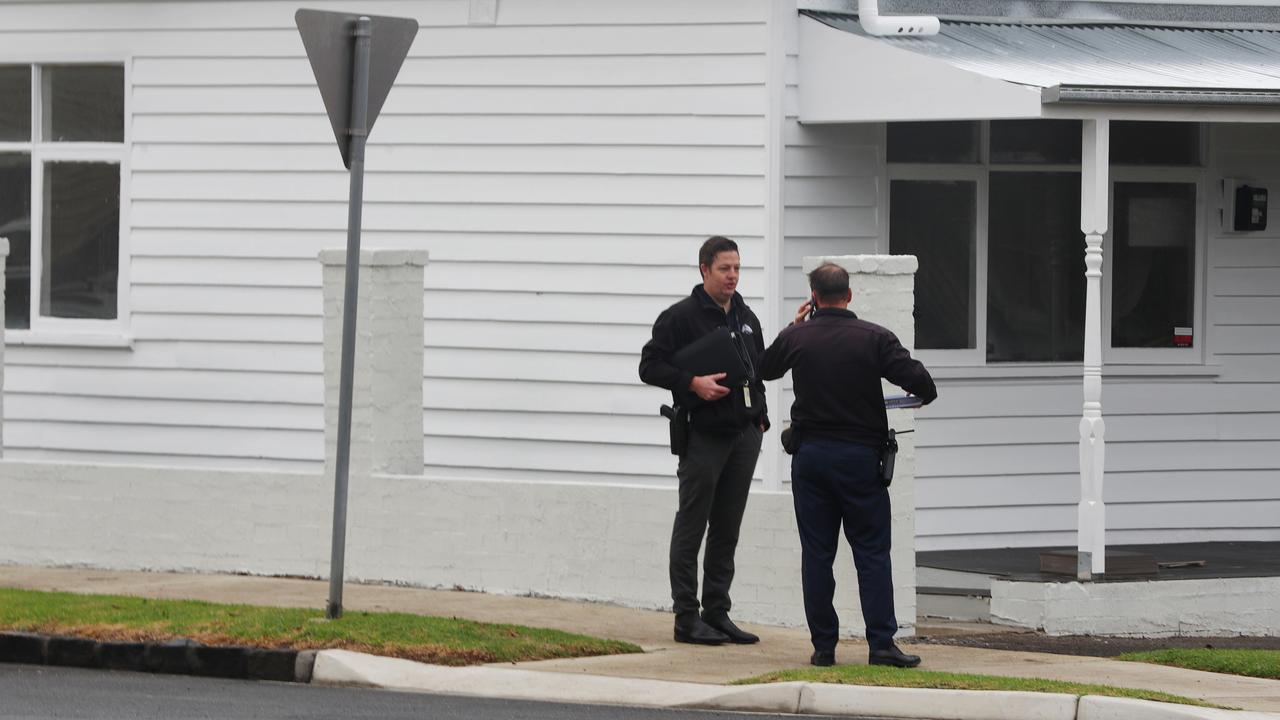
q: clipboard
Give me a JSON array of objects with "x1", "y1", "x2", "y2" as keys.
[
  {"x1": 670, "y1": 326, "x2": 748, "y2": 386},
  {"x1": 884, "y1": 394, "x2": 924, "y2": 409}
]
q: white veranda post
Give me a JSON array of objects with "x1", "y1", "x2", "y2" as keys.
[{"x1": 1078, "y1": 119, "x2": 1109, "y2": 580}]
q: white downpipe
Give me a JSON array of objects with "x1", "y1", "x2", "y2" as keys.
[{"x1": 857, "y1": 0, "x2": 939, "y2": 36}]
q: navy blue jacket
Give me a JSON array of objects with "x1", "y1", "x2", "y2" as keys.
[{"x1": 759, "y1": 308, "x2": 935, "y2": 448}]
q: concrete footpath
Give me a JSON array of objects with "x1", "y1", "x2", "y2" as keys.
[{"x1": 3, "y1": 565, "x2": 1279, "y2": 719}]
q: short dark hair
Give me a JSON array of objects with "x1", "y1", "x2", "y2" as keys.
[
  {"x1": 808, "y1": 262, "x2": 850, "y2": 302},
  {"x1": 698, "y1": 236, "x2": 739, "y2": 270}
]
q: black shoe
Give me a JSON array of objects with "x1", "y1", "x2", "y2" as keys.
[
  {"x1": 869, "y1": 644, "x2": 921, "y2": 668},
  {"x1": 674, "y1": 616, "x2": 730, "y2": 645},
  {"x1": 701, "y1": 612, "x2": 760, "y2": 644},
  {"x1": 810, "y1": 649, "x2": 835, "y2": 667}
]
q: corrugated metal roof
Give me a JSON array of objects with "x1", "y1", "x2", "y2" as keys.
[{"x1": 806, "y1": 11, "x2": 1280, "y2": 92}]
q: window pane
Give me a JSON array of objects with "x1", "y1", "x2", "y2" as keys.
[
  {"x1": 887, "y1": 121, "x2": 980, "y2": 163},
  {"x1": 41, "y1": 65, "x2": 124, "y2": 142},
  {"x1": 1112, "y1": 182, "x2": 1196, "y2": 348},
  {"x1": 990, "y1": 119, "x2": 1082, "y2": 164},
  {"x1": 0, "y1": 153, "x2": 31, "y2": 329},
  {"x1": 0, "y1": 65, "x2": 31, "y2": 142},
  {"x1": 987, "y1": 172, "x2": 1085, "y2": 362},
  {"x1": 890, "y1": 180, "x2": 977, "y2": 349},
  {"x1": 1111, "y1": 122, "x2": 1199, "y2": 166},
  {"x1": 41, "y1": 161, "x2": 119, "y2": 320}
]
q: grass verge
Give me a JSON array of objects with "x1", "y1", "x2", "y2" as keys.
[
  {"x1": 737, "y1": 665, "x2": 1218, "y2": 708},
  {"x1": 1119, "y1": 648, "x2": 1280, "y2": 681},
  {"x1": 0, "y1": 588, "x2": 641, "y2": 666}
]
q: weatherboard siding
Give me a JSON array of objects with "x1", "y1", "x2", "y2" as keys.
[{"x1": 0, "y1": 0, "x2": 772, "y2": 482}]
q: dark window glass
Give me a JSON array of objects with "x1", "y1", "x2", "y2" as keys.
[
  {"x1": 987, "y1": 172, "x2": 1085, "y2": 362},
  {"x1": 990, "y1": 119, "x2": 1082, "y2": 164},
  {"x1": 1111, "y1": 122, "x2": 1199, "y2": 166},
  {"x1": 887, "y1": 121, "x2": 980, "y2": 164},
  {"x1": 42, "y1": 65, "x2": 124, "y2": 142},
  {"x1": 1111, "y1": 182, "x2": 1196, "y2": 348},
  {"x1": 41, "y1": 161, "x2": 119, "y2": 319},
  {"x1": 890, "y1": 180, "x2": 977, "y2": 349},
  {"x1": 0, "y1": 153, "x2": 31, "y2": 329},
  {"x1": 0, "y1": 65, "x2": 31, "y2": 142}
]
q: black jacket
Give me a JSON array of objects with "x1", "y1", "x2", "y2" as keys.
[
  {"x1": 639, "y1": 285, "x2": 769, "y2": 433},
  {"x1": 759, "y1": 308, "x2": 936, "y2": 448}
]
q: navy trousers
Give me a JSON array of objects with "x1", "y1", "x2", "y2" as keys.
[{"x1": 791, "y1": 437, "x2": 897, "y2": 651}]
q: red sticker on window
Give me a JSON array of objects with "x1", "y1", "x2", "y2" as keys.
[{"x1": 1174, "y1": 326, "x2": 1193, "y2": 347}]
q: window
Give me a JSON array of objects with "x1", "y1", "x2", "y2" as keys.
[
  {"x1": 889, "y1": 179, "x2": 976, "y2": 350},
  {"x1": 888, "y1": 120, "x2": 1203, "y2": 365},
  {"x1": 1108, "y1": 179, "x2": 1198, "y2": 352},
  {"x1": 987, "y1": 172, "x2": 1084, "y2": 362},
  {"x1": 0, "y1": 63, "x2": 125, "y2": 333}
]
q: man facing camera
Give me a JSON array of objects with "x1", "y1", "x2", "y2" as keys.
[
  {"x1": 639, "y1": 236, "x2": 769, "y2": 646},
  {"x1": 759, "y1": 262, "x2": 936, "y2": 668}
]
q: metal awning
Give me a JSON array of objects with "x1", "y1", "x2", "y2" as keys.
[{"x1": 799, "y1": 10, "x2": 1280, "y2": 122}]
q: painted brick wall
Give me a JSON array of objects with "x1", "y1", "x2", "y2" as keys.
[{"x1": 0, "y1": 460, "x2": 911, "y2": 635}]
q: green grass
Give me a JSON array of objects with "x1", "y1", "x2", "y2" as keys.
[
  {"x1": 0, "y1": 588, "x2": 641, "y2": 666},
  {"x1": 1119, "y1": 648, "x2": 1280, "y2": 681},
  {"x1": 737, "y1": 665, "x2": 1217, "y2": 708}
]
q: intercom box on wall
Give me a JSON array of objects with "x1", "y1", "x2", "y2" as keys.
[{"x1": 1222, "y1": 178, "x2": 1268, "y2": 232}]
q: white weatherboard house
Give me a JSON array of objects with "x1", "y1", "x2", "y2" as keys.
[{"x1": 2, "y1": 0, "x2": 1279, "y2": 636}]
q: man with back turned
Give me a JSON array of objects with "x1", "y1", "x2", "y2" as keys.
[
  {"x1": 759, "y1": 262, "x2": 936, "y2": 668},
  {"x1": 639, "y1": 236, "x2": 769, "y2": 646}
]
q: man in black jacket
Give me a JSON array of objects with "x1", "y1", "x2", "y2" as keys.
[
  {"x1": 759, "y1": 262, "x2": 936, "y2": 668},
  {"x1": 639, "y1": 236, "x2": 769, "y2": 646}
]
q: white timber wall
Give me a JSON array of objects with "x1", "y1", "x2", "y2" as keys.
[
  {"x1": 778, "y1": 116, "x2": 1280, "y2": 550},
  {"x1": 774, "y1": 3, "x2": 883, "y2": 478},
  {"x1": 0, "y1": 0, "x2": 773, "y2": 483}
]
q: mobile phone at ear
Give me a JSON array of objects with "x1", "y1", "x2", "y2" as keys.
[{"x1": 807, "y1": 294, "x2": 817, "y2": 319}]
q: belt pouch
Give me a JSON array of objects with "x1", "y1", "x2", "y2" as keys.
[
  {"x1": 661, "y1": 404, "x2": 690, "y2": 456},
  {"x1": 879, "y1": 429, "x2": 899, "y2": 487}
]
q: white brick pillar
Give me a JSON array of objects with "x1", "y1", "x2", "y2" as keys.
[
  {"x1": 0, "y1": 236, "x2": 7, "y2": 456},
  {"x1": 802, "y1": 253, "x2": 920, "y2": 633},
  {"x1": 320, "y1": 249, "x2": 428, "y2": 479}
]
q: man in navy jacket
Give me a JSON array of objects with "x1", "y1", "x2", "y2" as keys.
[{"x1": 759, "y1": 262, "x2": 936, "y2": 668}]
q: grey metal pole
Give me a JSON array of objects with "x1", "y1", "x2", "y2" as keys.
[{"x1": 327, "y1": 15, "x2": 372, "y2": 621}]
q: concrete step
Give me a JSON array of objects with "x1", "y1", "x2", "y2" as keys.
[{"x1": 918, "y1": 585, "x2": 992, "y2": 622}]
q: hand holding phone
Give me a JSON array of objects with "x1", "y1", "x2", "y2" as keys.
[
  {"x1": 808, "y1": 293, "x2": 817, "y2": 320},
  {"x1": 793, "y1": 298, "x2": 812, "y2": 325}
]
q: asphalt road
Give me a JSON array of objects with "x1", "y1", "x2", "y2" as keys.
[{"x1": 0, "y1": 663, "x2": 841, "y2": 720}]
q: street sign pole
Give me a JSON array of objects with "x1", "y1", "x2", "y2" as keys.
[
  {"x1": 326, "y1": 16, "x2": 372, "y2": 621},
  {"x1": 296, "y1": 6, "x2": 417, "y2": 620}
]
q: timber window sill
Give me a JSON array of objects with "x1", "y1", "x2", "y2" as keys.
[
  {"x1": 930, "y1": 363, "x2": 1222, "y2": 382},
  {"x1": 4, "y1": 330, "x2": 133, "y2": 349}
]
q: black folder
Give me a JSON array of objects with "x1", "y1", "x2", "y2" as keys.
[{"x1": 670, "y1": 326, "x2": 749, "y2": 386}]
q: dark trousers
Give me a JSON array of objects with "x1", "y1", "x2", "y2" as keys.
[
  {"x1": 670, "y1": 425, "x2": 762, "y2": 618},
  {"x1": 791, "y1": 437, "x2": 897, "y2": 651}
]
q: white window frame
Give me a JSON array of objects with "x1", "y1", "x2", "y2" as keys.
[
  {"x1": 885, "y1": 120, "x2": 1208, "y2": 369},
  {"x1": 1104, "y1": 167, "x2": 1206, "y2": 365},
  {"x1": 0, "y1": 57, "x2": 132, "y2": 348}
]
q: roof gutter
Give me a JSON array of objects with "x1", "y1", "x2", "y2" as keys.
[
  {"x1": 1044, "y1": 85, "x2": 1280, "y2": 106},
  {"x1": 857, "y1": 0, "x2": 940, "y2": 35}
]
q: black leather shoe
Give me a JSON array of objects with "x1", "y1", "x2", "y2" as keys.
[
  {"x1": 810, "y1": 649, "x2": 835, "y2": 667},
  {"x1": 869, "y1": 644, "x2": 921, "y2": 668},
  {"x1": 701, "y1": 612, "x2": 760, "y2": 644},
  {"x1": 674, "y1": 616, "x2": 729, "y2": 645}
]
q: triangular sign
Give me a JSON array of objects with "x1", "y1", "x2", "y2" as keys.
[{"x1": 296, "y1": 8, "x2": 418, "y2": 168}]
